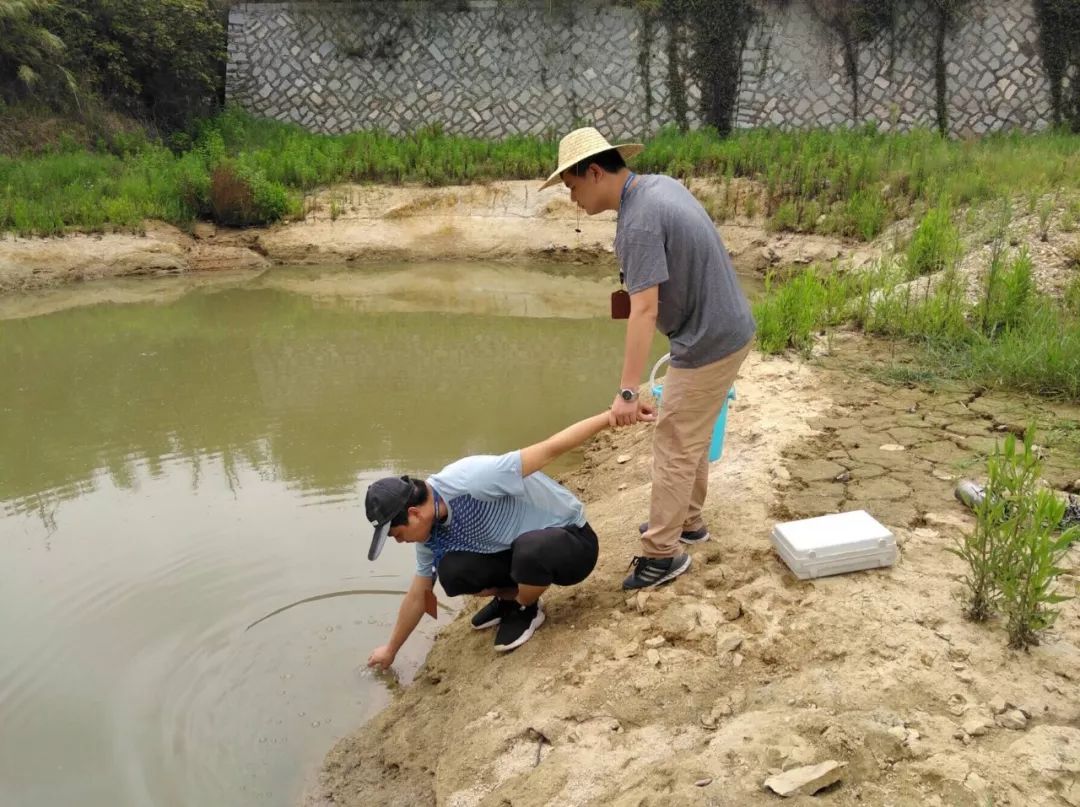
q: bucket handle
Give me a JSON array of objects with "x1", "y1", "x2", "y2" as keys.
[{"x1": 648, "y1": 352, "x2": 671, "y2": 393}]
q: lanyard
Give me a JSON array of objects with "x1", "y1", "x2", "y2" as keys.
[
  {"x1": 431, "y1": 487, "x2": 444, "y2": 526},
  {"x1": 620, "y1": 171, "x2": 637, "y2": 206}
]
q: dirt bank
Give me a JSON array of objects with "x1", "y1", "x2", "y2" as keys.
[
  {"x1": 306, "y1": 343, "x2": 1080, "y2": 807},
  {"x1": 0, "y1": 181, "x2": 866, "y2": 295}
]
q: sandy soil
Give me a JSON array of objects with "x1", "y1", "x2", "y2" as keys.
[
  {"x1": 304, "y1": 337, "x2": 1080, "y2": 807},
  {"x1": 0, "y1": 181, "x2": 869, "y2": 295}
]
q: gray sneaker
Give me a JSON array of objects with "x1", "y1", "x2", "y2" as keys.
[
  {"x1": 622, "y1": 553, "x2": 692, "y2": 590},
  {"x1": 638, "y1": 522, "x2": 711, "y2": 544}
]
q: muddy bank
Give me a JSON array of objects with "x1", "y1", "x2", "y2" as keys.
[
  {"x1": 0, "y1": 181, "x2": 865, "y2": 295},
  {"x1": 307, "y1": 342, "x2": 1080, "y2": 807}
]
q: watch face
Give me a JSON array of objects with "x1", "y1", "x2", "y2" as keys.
[{"x1": 621, "y1": 389, "x2": 633, "y2": 401}]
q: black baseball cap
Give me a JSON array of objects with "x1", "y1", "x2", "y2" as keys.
[{"x1": 365, "y1": 475, "x2": 414, "y2": 561}]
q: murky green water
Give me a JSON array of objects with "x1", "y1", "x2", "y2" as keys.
[{"x1": 0, "y1": 262, "x2": 757, "y2": 807}]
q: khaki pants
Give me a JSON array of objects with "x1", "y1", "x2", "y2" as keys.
[{"x1": 641, "y1": 341, "x2": 752, "y2": 558}]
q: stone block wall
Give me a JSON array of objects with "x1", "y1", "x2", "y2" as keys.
[
  {"x1": 737, "y1": 0, "x2": 1056, "y2": 137},
  {"x1": 226, "y1": 0, "x2": 1060, "y2": 139},
  {"x1": 226, "y1": 0, "x2": 698, "y2": 139}
]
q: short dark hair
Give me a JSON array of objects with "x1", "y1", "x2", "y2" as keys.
[
  {"x1": 566, "y1": 148, "x2": 627, "y2": 179},
  {"x1": 389, "y1": 477, "x2": 428, "y2": 527}
]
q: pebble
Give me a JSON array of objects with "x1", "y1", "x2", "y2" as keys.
[
  {"x1": 996, "y1": 709, "x2": 1027, "y2": 730},
  {"x1": 644, "y1": 636, "x2": 666, "y2": 648},
  {"x1": 617, "y1": 483, "x2": 628, "y2": 491},
  {"x1": 732, "y1": 652, "x2": 744, "y2": 668},
  {"x1": 719, "y1": 597, "x2": 742, "y2": 622},
  {"x1": 716, "y1": 630, "x2": 745, "y2": 654},
  {"x1": 613, "y1": 642, "x2": 638, "y2": 660},
  {"x1": 695, "y1": 778, "x2": 713, "y2": 787},
  {"x1": 947, "y1": 694, "x2": 968, "y2": 717},
  {"x1": 956, "y1": 670, "x2": 975, "y2": 684},
  {"x1": 764, "y1": 761, "x2": 846, "y2": 798},
  {"x1": 646, "y1": 649, "x2": 661, "y2": 666},
  {"x1": 879, "y1": 444, "x2": 906, "y2": 451},
  {"x1": 616, "y1": 454, "x2": 631, "y2": 464}
]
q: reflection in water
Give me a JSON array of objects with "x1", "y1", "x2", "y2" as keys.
[
  {"x1": 0, "y1": 266, "x2": 660, "y2": 807},
  {"x1": 0, "y1": 285, "x2": 635, "y2": 520}
]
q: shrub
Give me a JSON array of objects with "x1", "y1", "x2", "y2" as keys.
[
  {"x1": 950, "y1": 428, "x2": 1077, "y2": 647},
  {"x1": 209, "y1": 161, "x2": 289, "y2": 227}
]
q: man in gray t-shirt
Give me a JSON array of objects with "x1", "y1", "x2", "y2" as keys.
[{"x1": 541, "y1": 126, "x2": 755, "y2": 590}]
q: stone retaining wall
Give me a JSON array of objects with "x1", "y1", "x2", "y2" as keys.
[
  {"x1": 226, "y1": 0, "x2": 1060, "y2": 138},
  {"x1": 226, "y1": 0, "x2": 698, "y2": 139},
  {"x1": 737, "y1": 0, "x2": 1056, "y2": 137}
]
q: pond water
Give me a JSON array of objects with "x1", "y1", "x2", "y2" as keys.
[{"x1": 0, "y1": 262, "x2": 759, "y2": 807}]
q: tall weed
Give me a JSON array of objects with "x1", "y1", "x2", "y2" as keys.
[
  {"x1": 950, "y1": 430, "x2": 1076, "y2": 647},
  {"x1": 978, "y1": 247, "x2": 1034, "y2": 337},
  {"x1": 904, "y1": 202, "x2": 960, "y2": 279},
  {"x1": 753, "y1": 269, "x2": 827, "y2": 356}
]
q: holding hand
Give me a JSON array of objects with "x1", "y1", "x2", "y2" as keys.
[{"x1": 609, "y1": 394, "x2": 657, "y2": 427}]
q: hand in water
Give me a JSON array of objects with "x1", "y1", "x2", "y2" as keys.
[{"x1": 367, "y1": 644, "x2": 396, "y2": 670}]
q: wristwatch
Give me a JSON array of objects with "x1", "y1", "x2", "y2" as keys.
[{"x1": 619, "y1": 388, "x2": 639, "y2": 402}]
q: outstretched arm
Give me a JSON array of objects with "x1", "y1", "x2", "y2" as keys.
[
  {"x1": 519, "y1": 412, "x2": 613, "y2": 477},
  {"x1": 367, "y1": 574, "x2": 434, "y2": 670}
]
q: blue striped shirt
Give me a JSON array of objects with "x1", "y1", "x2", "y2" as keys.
[{"x1": 415, "y1": 450, "x2": 586, "y2": 577}]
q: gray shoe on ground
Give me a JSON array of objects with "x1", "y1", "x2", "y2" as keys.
[
  {"x1": 622, "y1": 553, "x2": 692, "y2": 590},
  {"x1": 638, "y1": 522, "x2": 710, "y2": 544}
]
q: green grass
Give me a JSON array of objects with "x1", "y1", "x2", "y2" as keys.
[
  {"x1": 4, "y1": 107, "x2": 1080, "y2": 237},
  {"x1": 756, "y1": 252, "x2": 1080, "y2": 401}
]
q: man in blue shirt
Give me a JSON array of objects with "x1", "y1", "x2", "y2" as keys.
[{"x1": 365, "y1": 410, "x2": 623, "y2": 667}]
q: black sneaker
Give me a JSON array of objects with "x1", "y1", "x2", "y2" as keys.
[
  {"x1": 493, "y1": 601, "x2": 546, "y2": 652},
  {"x1": 622, "y1": 553, "x2": 692, "y2": 590},
  {"x1": 638, "y1": 522, "x2": 711, "y2": 544},
  {"x1": 470, "y1": 597, "x2": 509, "y2": 630}
]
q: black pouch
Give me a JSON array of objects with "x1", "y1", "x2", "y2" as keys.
[{"x1": 611, "y1": 289, "x2": 630, "y2": 319}]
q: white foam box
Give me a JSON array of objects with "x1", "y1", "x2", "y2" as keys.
[{"x1": 770, "y1": 510, "x2": 897, "y2": 580}]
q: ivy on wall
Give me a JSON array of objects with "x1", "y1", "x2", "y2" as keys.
[
  {"x1": 1033, "y1": 0, "x2": 1080, "y2": 131},
  {"x1": 805, "y1": 0, "x2": 896, "y2": 121},
  {"x1": 635, "y1": 0, "x2": 760, "y2": 134},
  {"x1": 322, "y1": 0, "x2": 1078, "y2": 136},
  {"x1": 925, "y1": 0, "x2": 975, "y2": 136}
]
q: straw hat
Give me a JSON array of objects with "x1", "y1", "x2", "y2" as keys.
[{"x1": 539, "y1": 127, "x2": 644, "y2": 190}]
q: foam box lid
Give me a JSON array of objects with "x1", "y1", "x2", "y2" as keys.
[{"x1": 772, "y1": 510, "x2": 894, "y2": 560}]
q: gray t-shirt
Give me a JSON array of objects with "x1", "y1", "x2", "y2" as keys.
[{"x1": 614, "y1": 174, "x2": 755, "y2": 369}]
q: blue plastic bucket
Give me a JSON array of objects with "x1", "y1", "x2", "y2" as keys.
[{"x1": 649, "y1": 353, "x2": 736, "y2": 462}]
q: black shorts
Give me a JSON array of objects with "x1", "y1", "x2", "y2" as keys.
[{"x1": 436, "y1": 522, "x2": 599, "y2": 597}]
